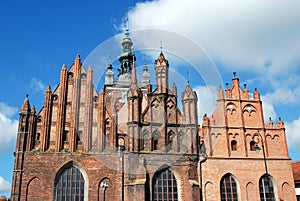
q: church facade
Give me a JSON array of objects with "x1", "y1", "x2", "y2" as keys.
[{"x1": 11, "y1": 28, "x2": 296, "y2": 201}]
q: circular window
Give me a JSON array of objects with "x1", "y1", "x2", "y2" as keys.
[
  {"x1": 81, "y1": 73, "x2": 86, "y2": 79},
  {"x1": 53, "y1": 95, "x2": 58, "y2": 101},
  {"x1": 68, "y1": 72, "x2": 73, "y2": 78}
]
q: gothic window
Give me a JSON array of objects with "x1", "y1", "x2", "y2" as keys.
[
  {"x1": 36, "y1": 133, "x2": 40, "y2": 141},
  {"x1": 259, "y1": 174, "x2": 275, "y2": 201},
  {"x1": 167, "y1": 131, "x2": 174, "y2": 151},
  {"x1": 220, "y1": 174, "x2": 239, "y2": 201},
  {"x1": 152, "y1": 168, "x2": 178, "y2": 201},
  {"x1": 177, "y1": 133, "x2": 184, "y2": 152},
  {"x1": 54, "y1": 163, "x2": 85, "y2": 201},
  {"x1": 142, "y1": 131, "x2": 149, "y2": 151},
  {"x1": 63, "y1": 131, "x2": 68, "y2": 142},
  {"x1": 250, "y1": 141, "x2": 256, "y2": 151},
  {"x1": 153, "y1": 139, "x2": 158, "y2": 150},
  {"x1": 153, "y1": 130, "x2": 160, "y2": 151},
  {"x1": 231, "y1": 140, "x2": 237, "y2": 151}
]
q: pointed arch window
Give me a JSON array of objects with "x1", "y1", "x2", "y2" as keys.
[
  {"x1": 220, "y1": 173, "x2": 239, "y2": 201},
  {"x1": 250, "y1": 140, "x2": 256, "y2": 151},
  {"x1": 142, "y1": 131, "x2": 149, "y2": 151},
  {"x1": 231, "y1": 140, "x2": 237, "y2": 151},
  {"x1": 177, "y1": 133, "x2": 184, "y2": 152},
  {"x1": 152, "y1": 130, "x2": 160, "y2": 151},
  {"x1": 54, "y1": 163, "x2": 86, "y2": 201},
  {"x1": 152, "y1": 168, "x2": 178, "y2": 201},
  {"x1": 259, "y1": 174, "x2": 275, "y2": 201}
]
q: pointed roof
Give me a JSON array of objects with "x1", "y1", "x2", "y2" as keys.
[
  {"x1": 118, "y1": 18, "x2": 135, "y2": 77},
  {"x1": 182, "y1": 83, "x2": 197, "y2": 100},
  {"x1": 155, "y1": 52, "x2": 169, "y2": 67},
  {"x1": 20, "y1": 94, "x2": 30, "y2": 113},
  {"x1": 128, "y1": 58, "x2": 140, "y2": 97}
]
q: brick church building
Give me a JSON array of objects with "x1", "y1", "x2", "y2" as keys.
[{"x1": 11, "y1": 27, "x2": 296, "y2": 201}]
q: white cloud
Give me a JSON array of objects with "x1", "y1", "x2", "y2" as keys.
[
  {"x1": 262, "y1": 86, "x2": 300, "y2": 106},
  {"x1": 194, "y1": 85, "x2": 218, "y2": 122},
  {"x1": 30, "y1": 77, "x2": 46, "y2": 92},
  {"x1": 0, "y1": 103, "x2": 17, "y2": 118},
  {"x1": 0, "y1": 176, "x2": 11, "y2": 192},
  {"x1": 286, "y1": 117, "x2": 300, "y2": 148},
  {"x1": 261, "y1": 97, "x2": 277, "y2": 121},
  {"x1": 127, "y1": 0, "x2": 300, "y2": 77},
  {"x1": 0, "y1": 103, "x2": 18, "y2": 152}
]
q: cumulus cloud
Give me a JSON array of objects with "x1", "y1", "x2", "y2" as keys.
[
  {"x1": 286, "y1": 117, "x2": 300, "y2": 148},
  {"x1": 261, "y1": 96, "x2": 277, "y2": 121},
  {"x1": 30, "y1": 77, "x2": 46, "y2": 93},
  {"x1": 127, "y1": 0, "x2": 300, "y2": 77},
  {"x1": 0, "y1": 103, "x2": 18, "y2": 152},
  {"x1": 0, "y1": 176, "x2": 11, "y2": 192},
  {"x1": 263, "y1": 86, "x2": 300, "y2": 106},
  {"x1": 194, "y1": 85, "x2": 218, "y2": 122}
]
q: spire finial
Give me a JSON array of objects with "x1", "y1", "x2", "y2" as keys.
[
  {"x1": 126, "y1": 13, "x2": 129, "y2": 32},
  {"x1": 160, "y1": 41, "x2": 163, "y2": 53},
  {"x1": 233, "y1": 72, "x2": 237, "y2": 78},
  {"x1": 26, "y1": 94, "x2": 29, "y2": 98},
  {"x1": 143, "y1": 54, "x2": 147, "y2": 66},
  {"x1": 187, "y1": 71, "x2": 190, "y2": 84}
]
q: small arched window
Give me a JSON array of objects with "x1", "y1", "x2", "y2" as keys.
[
  {"x1": 220, "y1": 173, "x2": 239, "y2": 201},
  {"x1": 231, "y1": 140, "x2": 237, "y2": 151},
  {"x1": 259, "y1": 174, "x2": 275, "y2": 201},
  {"x1": 152, "y1": 168, "x2": 178, "y2": 201},
  {"x1": 250, "y1": 141, "x2": 256, "y2": 151},
  {"x1": 54, "y1": 163, "x2": 86, "y2": 201}
]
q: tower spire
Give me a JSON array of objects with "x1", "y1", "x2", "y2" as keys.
[{"x1": 117, "y1": 14, "x2": 135, "y2": 77}]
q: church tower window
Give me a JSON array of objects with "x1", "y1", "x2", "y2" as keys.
[{"x1": 152, "y1": 168, "x2": 178, "y2": 201}]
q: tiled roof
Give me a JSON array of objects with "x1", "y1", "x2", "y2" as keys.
[{"x1": 292, "y1": 161, "x2": 300, "y2": 181}]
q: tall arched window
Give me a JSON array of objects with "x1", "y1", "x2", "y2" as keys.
[
  {"x1": 54, "y1": 162, "x2": 86, "y2": 201},
  {"x1": 259, "y1": 174, "x2": 275, "y2": 201},
  {"x1": 220, "y1": 173, "x2": 239, "y2": 201},
  {"x1": 152, "y1": 168, "x2": 178, "y2": 201}
]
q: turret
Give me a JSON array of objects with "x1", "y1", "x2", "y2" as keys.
[
  {"x1": 182, "y1": 83, "x2": 198, "y2": 124},
  {"x1": 41, "y1": 86, "x2": 52, "y2": 151},
  {"x1": 181, "y1": 83, "x2": 199, "y2": 154},
  {"x1": 105, "y1": 63, "x2": 114, "y2": 85},
  {"x1": 155, "y1": 52, "x2": 169, "y2": 94},
  {"x1": 11, "y1": 95, "x2": 31, "y2": 201},
  {"x1": 141, "y1": 62, "x2": 150, "y2": 87},
  {"x1": 118, "y1": 18, "x2": 135, "y2": 76},
  {"x1": 127, "y1": 58, "x2": 142, "y2": 152}
]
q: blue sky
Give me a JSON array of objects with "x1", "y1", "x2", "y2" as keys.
[{"x1": 1, "y1": 0, "x2": 300, "y2": 197}]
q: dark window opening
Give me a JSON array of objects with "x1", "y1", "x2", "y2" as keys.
[
  {"x1": 153, "y1": 139, "x2": 158, "y2": 150},
  {"x1": 250, "y1": 141, "x2": 256, "y2": 151},
  {"x1": 220, "y1": 174, "x2": 238, "y2": 201},
  {"x1": 259, "y1": 174, "x2": 275, "y2": 201},
  {"x1": 63, "y1": 131, "x2": 68, "y2": 142},
  {"x1": 54, "y1": 165, "x2": 85, "y2": 201},
  {"x1": 36, "y1": 133, "x2": 40, "y2": 141},
  {"x1": 152, "y1": 168, "x2": 178, "y2": 201},
  {"x1": 231, "y1": 140, "x2": 237, "y2": 151}
]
